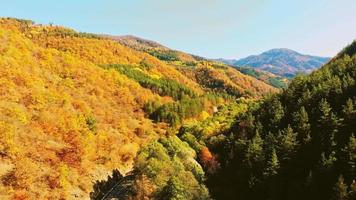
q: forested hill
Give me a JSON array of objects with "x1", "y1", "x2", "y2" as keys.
[
  {"x1": 233, "y1": 48, "x2": 330, "y2": 77},
  {"x1": 110, "y1": 35, "x2": 280, "y2": 93},
  {"x1": 0, "y1": 17, "x2": 275, "y2": 199},
  {"x1": 207, "y1": 41, "x2": 356, "y2": 200},
  {"x1": 1, "y1": 17, "x2": 354, "y2": 200},
  {"x1": 93, "y1": 41, "x2": 356, "y2": 200}
]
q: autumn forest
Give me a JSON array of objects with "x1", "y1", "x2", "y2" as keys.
[{"x1": 0, "y1": 17, "x2": 355, "y2": 200}]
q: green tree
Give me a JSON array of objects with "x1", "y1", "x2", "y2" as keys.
[
  {"x1": 331, "y1": 175, "x2": 348, "y2": 200},
  {"x1": 345, "y1": 134, "x2": 356, "y2": 178},
  {"x1": 159, "y1": 177, "x2": 187, "y2": 200},
  {"x1": 348, "y1": 180, "x2": 356, "y2": 200},
  {"x1": 343, "y1": 99, "x2": 355, "y2": 118},
  {"x1": 278, "y1": 125, "x2": 298, "y2": 160},
  {"x1": 293, "y1": 106, "x2": 311, "y2": 144},
  {"x1": 245, "y1": 131, "x2": 264, "y2": 167},
  {"x1": 264, "y1": 148, "x2": 279, "y2": 177},
  {"x1": 318, "y1": 99, "x2": 339, "y2": 154}
]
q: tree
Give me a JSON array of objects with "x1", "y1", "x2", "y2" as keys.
[
  {"x1": 264, "y1": 148, "x2": 279, "y2": 177},
  {"x1": 331, "y1": 175, "x2": 348, "y2": 200},
  {"x1": 348, "y1": 180, "x2": 356, "y2": 200},
  {"x1": 199, "y1": 147, "x2": 220, "y2": 174},
  {"x1": 343, "y1": 99, "x2": 355, "y2": 118},
  {"x1": 345, "y1": 134, "x2": 356, "y2": 178},
  {"x1": 318, "y1": 99, "x2": 339, "y2": 154},
  {"x1": 278, "y1": 125, "x2": 298, "y2": 160},
  {"x1": 246, "y1": 132, "x2": 263, "y2": 167},
  {"x1": 159, "y1": 177, "x2": 187, "y2": 200},
  {"x1": 293, "y1": 106, "x2": 311, "y2": 144}
]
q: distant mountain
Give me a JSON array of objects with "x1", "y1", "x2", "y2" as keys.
[
  {"x1": 231, "y1": 48, "x2": 330, "y2": 77},
  {"x1": 105, "y1": 35, "x2": 206, "y2": 62},
  {"x1": 215, "y1": 58, "x2": 237, "y2": 66}
]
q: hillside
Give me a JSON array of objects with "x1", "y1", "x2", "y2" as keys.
[
  {"x1": 231, "y1": 48, "x2": 330, "y2": 77},
  {"x1": 95, "y1": 41, "x2": 356, "y2": 200},
  {"x1": 107, "y1": 35, "x2": 202, "y2": 63},
  {"x1": 2, "y1": 17, "x2": 351, "y2": 200},
  {"x1": 236, "y1": 66, "x2": 289, "y2": 88},
  {"x1": 206, "y1": 41, "x2": 356, "y2": 199},
  {"x1": 0, "y1": 18, "x2": 277, "y2": 199},
  {"x1": 114, "y1": 35, "x2": 277, "y2": 97},
  {"x1": 0, "y1": 18, "x2": 170, "y2": 199}
]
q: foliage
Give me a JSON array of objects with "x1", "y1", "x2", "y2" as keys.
[
  {"x1": 133, "y1": 136, "x2": 211, "y2": 199},
  {"x1": 0, "y1": 17, "x2": 164, "y2": 199},
  {"x1": 104, "y1": 64, "x2": 197, "y2": 100},
  {"x1": 144, "y1": 97, "x2": 205, "y2": 127},
  {"x1": 206, "y1": 41, "x2": 356, "y2": 200},
  {"x1": 238, "y1": 66, "x2": 288, "y2": 88},
  {"x1": 0, "y1": 17, "x2": 277, "y2": 199}
]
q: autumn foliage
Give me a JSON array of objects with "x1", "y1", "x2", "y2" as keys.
[
  {"x1": 0, "y1": 18, "x2": 277, "y2": 199},
  {"x1": 199, "y1": 147, "x2": 220, "y2": 174}
]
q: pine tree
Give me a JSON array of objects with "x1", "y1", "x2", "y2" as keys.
[
  {"x1": 264, "y1": 148, "x2": 279, "y2": 177},
  {"x1": 318, "y1": 99, "x2": 339, "y2": 155},
  {"x1": 245, "y1": 131, "x2": 264, "y2": 167},
  {"x1": 343, "y1": 99, "x2": 355, "y2": 118},
  {"x1": 342, "y1": 99, "x2": 356, "y2": 140},
  {"x1": 293, "y1": 106, "x2": 311, "y2": 144},
  {"x1": 331, "y1": 175, "x2": 348, "y2": 200},
  {"x1": 264, "y1": 132, "x2": 277, "y2": 154},
  {"x1": 269, "y1": 98, "x2": 284, "y2": 129},
  {"x1": 346, "y1": 134, "x2": 356, "y2": 178},
  {"x1": 278, "y1": 125, "x2": 298, "y2": 160},
  {"x1": 348, "y1": 180, "x2": 356, "y2": 200}
]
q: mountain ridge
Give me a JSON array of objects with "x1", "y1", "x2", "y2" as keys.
[{"x1": 219, "y1": 48, "x2": 330, "y2": 77}]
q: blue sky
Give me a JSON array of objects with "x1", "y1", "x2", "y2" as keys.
[{"x1": 1, "y1": 0, "x2": 355, "y2": 58}]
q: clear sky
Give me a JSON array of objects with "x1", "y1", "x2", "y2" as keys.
[{"x1": 1, "y1": 0, "x2": 355, "y2": 59}]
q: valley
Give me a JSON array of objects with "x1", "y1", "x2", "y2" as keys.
[{"x1": 0, "y1": 17, "x2": 355, "y2": 200}]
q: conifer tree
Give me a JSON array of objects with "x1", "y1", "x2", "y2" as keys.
[
  {"x1": 348, "y1": 180, "x2": 356, "y2": 200},
  {"x1": 346, "y1": 134, "x2": 356, "y2": 178},
  {"x1": 264, "y1": 148, "x2": 279, "y2": 177},
  {"x1": 331, "y1": 175, "x2": 348, "y2": 200},
  {"x1": 293, "y1": 106, "x2": 311, "y2": 144},
  {"x1": 245, "y1": 131, "x2": 264, "y2": 167},
  {"x1": 318, "y1": 98, "x2": 339, "y2": 154},
  {"x1": 278, "y1": 125, "x2": 298, "y2": 160}
]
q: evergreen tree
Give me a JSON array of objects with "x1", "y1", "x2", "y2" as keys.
[
  {"x1": 331, "y1": 175, "x2": 348, "y2": 200},
  {"x1": 264, "y1": 132, "x2": 277, "y2": 154},
  {"x1": 268, "y1": 98, "x2": 284, "y2": 129},
  {"x1": 278, "y1": 125, "x2": 298, "y2": 160},
  {"x1": 293, "y1": 106, "x2": 311, "y2": 144},
  {"x1": 348, "y1": 180, "x2": 356, "y2": 200},
  {"x1": 264, "y1": 148, "x2": 279, "y2": 177},
  {"x1": 245, "y1": 131, "x2": 264, "y2": 167},
  {"x1": 318, "y1": 99, "x2": 339, "y2": 155},
  {"x1": 346, "y1": 134, "x2": 356, "y2": 178},
  {"x1": 343, "y1": 99, "x2": 355, "y2": 118}
]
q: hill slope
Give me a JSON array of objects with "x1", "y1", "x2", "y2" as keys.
[
  {"x1": 0, "y1": 18, "x2": 171, "y2": 199},
  {"x1": 114, "y1": 35, "x2": 278, "y2": 97},
  {"x1": 93, "y1": 41, "x2": 356, "y2": 200},
  {"x1": 233, "y1": 48, "x2": 330, "y2": 77},
  {"x1": 236, "y1": 66, "x2": 289, "y2": 88},
  {"x1": 0, "y1": 18, "x2": 277, "y2": 199},
  {"x1": 206, "y1": 41, "x2": 356, "y2": 200}
]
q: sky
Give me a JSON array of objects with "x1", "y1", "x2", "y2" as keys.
[{"x1": 1, "y1": 0, "x2": 355, "y2": 59}]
